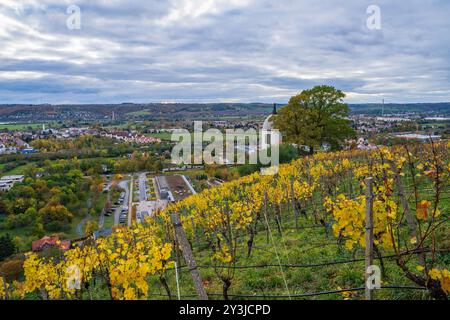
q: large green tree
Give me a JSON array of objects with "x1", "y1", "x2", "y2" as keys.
[{"x1": 273, "y1": 85, "x2": 355, "y2": 154}]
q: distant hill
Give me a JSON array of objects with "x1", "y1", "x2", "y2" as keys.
[
  {"x1": 0, "y1": 102, "x2": 448, "y2": 122},
  {"x1": 0, "y1": 103, "x2": 274, "y2": 122},
  {"x1": 349, "y1": 102, "x2": 450, "y2": 115}
]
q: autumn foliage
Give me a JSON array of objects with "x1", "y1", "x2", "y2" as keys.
[{"x1": 1, "y1": 141, "x2": 449, "y2": 300}]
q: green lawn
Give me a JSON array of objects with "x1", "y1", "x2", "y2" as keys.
[
  {"x1": 126, "y1": 110, "x2": 153, "y2": 116},
  {"x1": 0, "y1": 223, "x2": 35, "y2": 252},
  {"x1": 0, "y1": 122, "x2": 61, "y2": 131},
  {"x1": 145, "y1": 132, "x2": 173, "y2": 141},
  {"x1": 0, "y1": 123, "x2": 42, "y2": 130},
  {"x1": 2, "y1": 163, "x2": 36, "y2": 175},
  {"x1": 63, "y1": 215, "x2": 85, "y2": 240},
  {"x1": 102, "y1": 214, "x2": 114, "y2": 230}
]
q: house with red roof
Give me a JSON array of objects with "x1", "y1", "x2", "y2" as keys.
[{"x1": 31, "y1": 236, "x2": 71, "y2": 252}]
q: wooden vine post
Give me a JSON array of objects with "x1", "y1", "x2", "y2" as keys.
[
  {"x1": 365, "y1": 177, "x2": 374, "y2": 300},
  {"x1": 170, "y1": 211, "x2": 208, "y2": 300}
]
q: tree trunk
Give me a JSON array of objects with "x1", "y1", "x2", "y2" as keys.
[
  {"x1": 397, "y1": 260, "x2": 448, "y2": 300},
  {"x1": 247, "y1": 225, "x2": 255, "y2": 258},
  {"x1": 426, "y1": 279, "x2": 448, "y2": 300},
  {"x1": 275, "y1": 214, "x2": 282, "y2": 236},
  {"x1": 222, "y1": 278, "x2": 232, "y2": 300},
  {"x1": 373, "y1": 245, "x2": 386, "y2": 279},
  {"x1": 160, "y1": 275, "x2": 172, "y2": 299}
]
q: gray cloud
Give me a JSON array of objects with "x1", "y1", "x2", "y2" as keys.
[{"x1": 0, "y1": 0, "x2": 449, "y2": 104}]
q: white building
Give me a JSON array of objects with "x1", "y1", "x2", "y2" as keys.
[
  {"x1": 376, "y1": 117, "x2": 412, "y2": 122},
  {"x1": 0, "y1": 175, "x2": 25, "y2": 191},
  {"x1": 394, "y1": 133, "x2": 441, "y2": 142},
  {"x1": 261, "y1": 104, "x2": 282, "y2": 149}
]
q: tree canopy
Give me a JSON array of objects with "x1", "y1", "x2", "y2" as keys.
[{"x1": 273, "y1": 85, "x2": 355, "y2": 153}]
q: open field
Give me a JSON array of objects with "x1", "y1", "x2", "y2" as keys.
[
  {"x1": 0, "y1": 122, "x2": 61, "y2": 131},
  {"x1": 2, "y1": 163, "x2": 35, "y2": 175},
  {"x1": 146, "y1": 132, "x2": 175, "y2": 141},
  {"x1": 0, "y1": 123, "x2": 43, "y2": 130}
]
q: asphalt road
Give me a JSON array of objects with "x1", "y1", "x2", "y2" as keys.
[
  {"x1": 138, "y1": 173, "x2": 147, "y2": 202},
  {"x1": 127, "y1": 177, "x2": 133, "y2": 227},
  {"x1": 115, "y1": 180, "x2": 130, "y2": 225},
  {"x1": 76, "y1": 214, "x2": 91, "y2": 236}
]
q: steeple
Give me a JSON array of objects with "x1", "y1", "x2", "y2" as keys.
[{"x1": 272, "y1": 103, "x2": 277, "y2": 115}]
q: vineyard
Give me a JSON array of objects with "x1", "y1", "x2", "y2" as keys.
[{"x1": 1, "y1": 141, "x2": 449, "y2": 300}]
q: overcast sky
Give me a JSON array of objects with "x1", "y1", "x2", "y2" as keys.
[{"x1": 1, "y1": 0, "x2": 449, "y2": 104}]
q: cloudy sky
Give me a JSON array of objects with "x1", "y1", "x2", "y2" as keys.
[{"x1": 0, "y1": 0, "x2": 449, "y2": 104}]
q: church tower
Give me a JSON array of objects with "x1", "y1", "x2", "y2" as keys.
[{"x1": 261, "y1": 103, "x2": 281, "y2": 149}]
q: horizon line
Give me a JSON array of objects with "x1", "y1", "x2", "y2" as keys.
[{"x1": 0, "y1": 101, "x2": 450, "y2": 106}]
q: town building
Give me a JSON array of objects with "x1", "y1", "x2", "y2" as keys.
[
  {"x1": 32, "y1": 236, "x2": 71, "y2": 252},
  {"x1": 0, "y1": 175, "x2": 25, "y2": 191},
  {"x1": 261, "y1": 103, "x2": 282, "y2": 149},
  {"x1": 394, "y1": 133, "x2": 441, "y2": 142}
]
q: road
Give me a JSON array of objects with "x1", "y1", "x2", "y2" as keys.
[
  {"x1": 138, "y1": 173, "x2": 147, "y2": 202},
  {"x1": 127, "y1": 177, "x2": 133, "y2": 227},
  {"x1": 114, "y1": 180, "x2": 130, "y2": 226},
  {"x1": 76, "y1": 214, "x2": 91, "y2": 236},
  {"x1": 98, "y1": 191, "x2": 111, "y2": 229},
  {"x1": 76, "y1": 198, "x2": 92, "y2": 236},
  {"x1": 98, "y1": 211, "x2": 105, "y2": 229}
]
